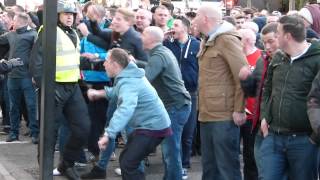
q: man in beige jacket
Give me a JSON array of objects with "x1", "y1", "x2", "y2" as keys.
[{"x1": 193, "y1": 5, "x2": 247, "y2": 180}]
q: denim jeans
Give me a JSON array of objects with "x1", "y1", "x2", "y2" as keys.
[
  {"x1": 0, "y1": 77, "x2": 9, "y2": 126},
  {"x1": 7, "y1": 78, "x2": 39, "y2": 137},
  {"x1": 162, "y1": 104, "x2": 191, "y2": 180},
  {"x1": 260, "y1": 132, "x2": 318, "y2": 180},
  {"x1": 200, "y1": 120, "x2": 241, "y2": 180},
  {"x1": 254, "y1": 130, "x2": 263, "y2": 180},
  {"x1": 58, "y1": 116, "x2": 87, "y2": 163},
  {"x1": 181, "y1": 92, "x2": 198, "y2": 168},
  {"x1": 120, "y1": 133, "x2": 163, "y2": 180},
  {"x1": 97, "y1": 137, "x2": 116, "y2": 169},
  {"x1": 240, "y1": 120, "x2": 258, "y2": 180}
]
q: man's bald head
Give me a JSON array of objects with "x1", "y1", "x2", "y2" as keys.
[
  {"x1": 193, "y1": 5, "x2": 223, "y2": 35},
  {"x1": 198, "y1": 6, "x2": 223, "y2": 22},
  {"x1": 142, "y1": 26, "x2": 164, "y2": 50}
]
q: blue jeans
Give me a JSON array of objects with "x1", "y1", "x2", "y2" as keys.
[
  {"x1": 97, "y1": 137, "x2": 116, "y2": 169},
  {"x1": 200, "y1": 120, "x2": 241, "y2": 180},
  {"x1": 7, "y1": 78, "x2": 39, "y2": 137},
  {"x1": 162, "y1": 104, "x2": 191, "y2": 180},
  {"x1": 260, "y1": 132, "x2": 318, "y2": 180},
  {"x1": 254, "y1": 130, "x2": 263, "y2": 180},
  {"x1": 58, "y1": 116, "x2": 87, "y2": 163},
  {"x1": 181, "y1": 92, "x2": 198, "y2": 168}
]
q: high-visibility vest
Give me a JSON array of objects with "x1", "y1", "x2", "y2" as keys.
[{"x1": 55, "y1": 27, "x2": 80, "y2": 82}]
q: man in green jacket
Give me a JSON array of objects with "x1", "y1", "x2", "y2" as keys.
[{"x1": 260, "y1": 15, "x2": 320, "y2": 180}]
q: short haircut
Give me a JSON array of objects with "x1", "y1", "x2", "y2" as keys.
[
  {"x1": 109, "y1": 48, "x2": 129, "y2": 68},
  {"x1": 185, "y1": 11, "x2": 196, "y2": 19},
  {"x1": 13, "y1": 5, "x2": 24, "y2": 13},
  {"x1": 223, "y1": 16, "x2": 236, "y2": 26},
  {"x1": 92, "y1": 4, "x2": 106, "y2": 19},
  {"x1": 144, "y1": 26, "x2": 164, "y2": 43},
  {"x1": 155, "y1": 5, "x2": 169, "y2": 14},
  {"x1": 117, "y1": 8, "x2": 135, "y2": 25},
  {"x1": 261, "y1": 22, "x2": 278, "y2": 35},
  {"x1": 5, "y1": 10, "x2": 15, "y2": 20},
  {"x1": 242, "y1": 7, "x2": 255, "y2": 16},
  {"x1": 175, "y1": 15, "x2": 190, "y2": 29},
  {"x1": 15, "y1": 12, "x2": 29, "y2": 24},
  {"x1": 279, "y1": 15, "x2": 306, "y2": 42},
  {"x1": 235, "y1": 14, "x2": 245, "y2": 20},
  {"x1": 82, "y1": 1, "x2": 94, "y2": 14}
]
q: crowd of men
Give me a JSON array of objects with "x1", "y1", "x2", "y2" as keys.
[{"x1": 0, "y1": 0, "x2": 320, "y2": 180}]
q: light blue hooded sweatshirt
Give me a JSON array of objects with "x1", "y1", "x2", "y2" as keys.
[{"x1": 104, "y1": 62, "x2": 171, "y2": 139}]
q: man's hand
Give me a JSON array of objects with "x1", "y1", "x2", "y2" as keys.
[
  {"x1": 261, "y1": 118, "x2": 269, "y2": 137},
  {"x1": 239, "y1": 65, "x2": 252, "y2": 81},
  {"x1": 233, "y1": 112, "x2": 246, "y2": 126},
  {"x1": 87, "y1": 89, "x2": 99, "y2": 101},
  {"x1": 77, "y1": 22, "x2": 89, "y2": 37},
  {"x1": 7, "y1": 58, "x2": 23, "y2": 67},
  {"x1": 98, "y1": 135, "x2": 109, "y2": 150},
  {"x1": 81, "y1": 53, "x2": 97, "y2": 59}
]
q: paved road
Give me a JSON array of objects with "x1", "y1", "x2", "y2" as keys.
[{"x1": 0, "y1": 128, "x2": 203, "y2": 180}]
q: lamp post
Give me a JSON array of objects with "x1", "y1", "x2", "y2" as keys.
[{"x1": 39, "y1": 0, "x2": 57, "y2": 179}]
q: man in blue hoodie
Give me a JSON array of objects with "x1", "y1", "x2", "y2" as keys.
[
  {"x1": 163, "y1": 15, "x2": 200, "y2": 180},
  {"x1": 84, "y1": 48, "x2": 172, "y2": 180}
]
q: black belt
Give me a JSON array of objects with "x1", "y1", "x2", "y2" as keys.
[{"x1": 269, "y1": 128, "x2": 310, "y2": 136}]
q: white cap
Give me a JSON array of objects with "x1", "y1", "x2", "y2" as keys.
[{"x1": 298, "y1": 8, "x2": 313, "y2": 24}]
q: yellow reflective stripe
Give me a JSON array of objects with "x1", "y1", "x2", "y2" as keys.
[
  {"x1": 56, "y1": 49, "x2": 79, "y2": 56},
  {"x1": 56, "y1": 69, "x2": 80, "y2": 82},
  {"x1": 56, "y1": 64, "x2": 79, "y2": 71},
  {"x1": 37, "y1": 25, "x2": 43, "y2": 35}
]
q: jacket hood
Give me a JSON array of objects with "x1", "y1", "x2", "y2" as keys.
[
  {"x1": 115, "y1": 62, "x2": 145, "y2": 82},
  {"x1": 207, "y1": 21, "x2": 236, "y2": 43},
  {"x1": 303, "y1": 40, "x2": 320, "y2": 58}
]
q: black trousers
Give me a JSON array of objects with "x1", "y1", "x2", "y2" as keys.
[
  {"x1": 119, "y1": 133, "x2": 163, "y2": 180},
  {"x1": 54, "y1": 83, "x2": 90, "y2": 165}
]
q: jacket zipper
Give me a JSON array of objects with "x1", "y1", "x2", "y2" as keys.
[{"x1": 278, "y1": 62, "x2": 291, "y2": 133}]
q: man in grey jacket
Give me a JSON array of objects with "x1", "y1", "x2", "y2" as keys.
[{"x1": 142, "y1": 26, "x2": 191, "y2": 180}]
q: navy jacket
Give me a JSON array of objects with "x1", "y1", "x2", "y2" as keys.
[
  {"x1": 0, "y1": 26, "x2": 36, "y2": 78},
  {"x1": 163, "y1": 36, "x2": 200, "y2": 92},
  {"x1": 88, "y1": 21, "x2": 148, "y2": 62}
]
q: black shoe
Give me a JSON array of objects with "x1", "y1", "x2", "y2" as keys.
[
  {"x1": 58, "y1": 161, "x2": 80, "y2": 180},
  {"x1": 81, "y1": 165, "x2": 106, "y2": 179},
  {"x1": 31, "y1": 136, "x2": 39, "y2": 144},
  {"x1": 6, "y1": 134, "x2": 18, "y2": 142}
]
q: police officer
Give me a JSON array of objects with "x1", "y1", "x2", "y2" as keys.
[{"x1": 30, "y1": 0, "x2": 90, "y2": 179}]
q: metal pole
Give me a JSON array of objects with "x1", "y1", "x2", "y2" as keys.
[
  {"x1": 289, "y1": 0, "x2": 296, "y2": 10},
  {"x1": 39, "y1": 0, "x2": 57, "y2": 179},
  {"x1": 247, "y1": 0, "x2": 252, "y2": 8}
]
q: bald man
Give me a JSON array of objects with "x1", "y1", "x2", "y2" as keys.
[
  {"x1": 135, "y1": 9, "x2": 152, "y2": 33},
  {"x1": 142, "y1": 26, "x2": 191, "y2": 180},
  {"x1": 238, "y1": 28, "x2": 260, "y2": 180},
  {"x1": 193, "y1": 6, "x2": 247, "y2": 180}
]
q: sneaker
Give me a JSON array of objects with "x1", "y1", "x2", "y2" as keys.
[
  {"x1": 57, "y1": 161, "x2": 80, "y2": 180},
  {"x1": 110, "y1": 152, "x2": 116, "y2": 161},
  {"x1": 31, "y1": 136, "x2": 39, "y2": 144},
  {"x1": 182, "y1": 168, "x2": 188, "y2": 180},
  {"x1": 74, "y1": 162, "x2": 87, "y2": 168},
  {"x1": 114, "y1": 167, "x2": 121, "y2": 176},
  {"x1": 53, "y1": 168, "x2": 61, "y2": 176},
  {"x1": 87, "y1": 152, "x2": 99, "y2": 164},
  {"x1": 63, "y1": 166, "x2": 80, "y2": 180},
  {"x1": 81, "y1": 165, "x2": 106, "y2": 179},
  {"x1": 6, "y1": 134, "x2": 18, "y2": 142}
]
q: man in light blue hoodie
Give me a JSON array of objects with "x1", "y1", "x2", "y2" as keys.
[{"x1": 84, "y1": 48, "x2": 172, "y2": 180}]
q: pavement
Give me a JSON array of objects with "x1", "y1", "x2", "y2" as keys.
[{"x1": 0, "y1": 124, "x2": 203, "y2": 180}]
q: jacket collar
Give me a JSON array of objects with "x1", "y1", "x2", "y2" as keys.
[
  {"x1": 205, "y1": 21, "x2": 235, "y2": 46},
  {"x1": 15, "y1": 26, "x2": 28, "y2": 34}
]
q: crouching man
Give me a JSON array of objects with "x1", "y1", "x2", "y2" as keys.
[{"x1": 86, "y1": 48, "x2": 172, "y2": 180}]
